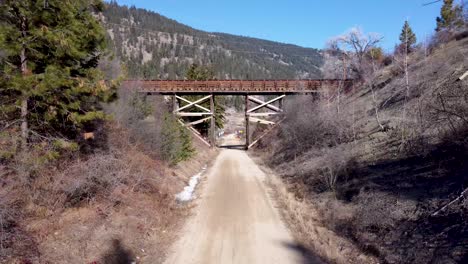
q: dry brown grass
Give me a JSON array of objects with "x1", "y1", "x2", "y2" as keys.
[
  {"x1": 255, "y1": 37, "x2": 468, "y2": 263},
  {"x1": 254, "y1": 157, "x2": 378, "y2": 264},
  {"x1": 0, "y1": 122, "x2": 217, "y2": 263}
]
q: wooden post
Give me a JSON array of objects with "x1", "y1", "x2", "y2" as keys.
[
  {"x1": 172, "y1": 94, "x2": 178, "y2": 113},
  {"x1": 245, "y1": 94, "x2": 250, "y2": 150},
  {"x1": 210, "y1": 94, "x2": 216, "y2": 147}
]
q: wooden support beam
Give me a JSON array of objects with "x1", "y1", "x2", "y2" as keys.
[
  {"x1": 247, "y1": 112, "x2": 281, "y2": 117},
  {"x1": 459, "y1": 71, "x2": 468, "y2": 81},
  {"x1": 172, "y1": 95, "x2": 178, "y2": 113},
  {"x1": 177, "y1": 119, "x2": 211, "y2": 147},
  {"x1": 176, "y1": 95, "x2": 211, "y2": 112},
  {"x1": 247, "y1": 95, "x2": 285, "y2": 113},
  {"x1": 248, "y1": 118, "x2": 285, "y2": 149},
  {"x1": 177, "y1": 112, "x2": 213, "y2": 117},
  {"x1": 250, "y1": 117, "x2": 276, "y2": 125},
  {"x1": 248, "y1": 96, "x2": 281, "y2": 112},
  {"x1": 188, "y1": 116, "x2": 212, "y2": 126}
]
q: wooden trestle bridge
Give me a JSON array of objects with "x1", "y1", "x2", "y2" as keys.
[{"x1": 126, "y1": 79, "x2": 354, "y2": 149}]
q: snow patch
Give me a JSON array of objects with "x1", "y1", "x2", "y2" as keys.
[
  {"x1": 278, "y1": 59, "x2": 290, "y2": 66},
  {"x1": 107, "y1": 29, "x2": 114, "y2": 40},
  {"x1": 175, "y1": 165, "x2": 207, "y2": 202},
  {"x1": 142, "y1": 50, "x2": 153, "y2": 64}
]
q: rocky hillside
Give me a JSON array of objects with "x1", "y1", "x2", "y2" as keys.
[{"x1": 102, "y1": 1, "x2": 323, "y2": 79}]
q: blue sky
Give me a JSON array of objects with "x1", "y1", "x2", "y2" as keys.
[{"x1": 113, "y1": 0, "x2": 448, "y2": 51}]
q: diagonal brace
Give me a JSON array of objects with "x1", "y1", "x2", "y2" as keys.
[
  {"x1": 188, "y1": 116, "x2": 213, "y2": 126},
  {"x1": 248, "y1": 118, "x2": 285, "y2": 149},
  {"x1": 177, "y1": 119, "x2": 211, "y2": 147},
  {"x1": 247, "y1": 95, "x2": 285, "y2": 113},
  {"x1": 176, "y1": 95, "x2": 211, "y2": 113},
  {"x1": 250, "y1": 117, "x2": 276, "y2": 125},
  {"x1": 248, "y1": 96, "x2": 282, "y2": 112}
]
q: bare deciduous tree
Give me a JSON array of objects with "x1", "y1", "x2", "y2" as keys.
[
  {"x1": 325, "y1": 27, "x2": 385, "y2": 131},
  {"x1": 327, "y1": 27, "x2": 383, "y2": 80}
]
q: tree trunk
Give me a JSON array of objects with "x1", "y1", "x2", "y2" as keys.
[
  {"x1": 401, "y1": 26, "x2": 410, "y2": 151},
  {"x1": 20, "y1": 17, "x2": 29, "y2": 149}
]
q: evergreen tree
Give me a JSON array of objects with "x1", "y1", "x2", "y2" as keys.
[
  {"x1": 186, "y1": 63, "x2": 214, "y2": 81},
  {"x1": 436, "y1": 0, "x2": 464, "y2": 31},
  {"x1": 399, "y1": 21, "x2": 417, "y2": 52},
  {"x1": 177, "y1": 122, "x2": 195, "y2": 161},
  {"x1": 160, "y1": 113, "x2": 194, "y2": 165},
  {"x1": 0, "y1": 0, "x2": 117, "y2": 148},
  {"x1": 160, "y1": 114, "x2": 180, "y2": 164}
]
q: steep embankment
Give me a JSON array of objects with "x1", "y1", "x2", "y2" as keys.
[
  {"x1": 102, "y1": 2, "x2": 323, "y2": 79},
  {"x1": 255, "y1": 37, "x2": 468, "y2": 263}
]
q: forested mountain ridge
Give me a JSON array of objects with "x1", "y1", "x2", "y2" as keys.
[{"x1": 102, "y1": 1, "x2": 323, "y2": 79}]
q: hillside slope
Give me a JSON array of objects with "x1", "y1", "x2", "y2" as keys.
[
  {"x1": 255, "y1": 37, "x2": 468, "y2": 263},
  {"x1": 0, "y1": 93, "x2": 218, "y2": 263},
  {"x1": 102, "y1": 2, "x2": 323, "y2": 79}
]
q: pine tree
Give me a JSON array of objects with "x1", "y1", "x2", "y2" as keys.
[
  {"x1": 160, "y1": 113, "x2": 180, "y2": 164},
  {"x1": 0, "y1": 0, "x2": 117, "y2": 148},
  {"x1": 399, "y1": 21, "x2": 417, "y2": 52},
  {"x1": 178, "y1": 123, "x2": 195, "y2": 162},
  {"x1": 436, "y1": 0, "x2": 464, "y2": 31},
  {"x1": 186, "y1": 64, "x2": 214, "y2": 81},
  {"x1": 160, "y1": 113, "x2": 194, "y2": 165}
]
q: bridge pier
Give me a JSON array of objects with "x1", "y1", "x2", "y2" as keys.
[
  {"x1": 245, "y1": 95, "x2": 250, "y2": 150},
  {"x1": 210, "y1": 94, "x2": 216, "y2": 148},
  {"x1": 172, "y1": 95, "x2": 214, "y2": 148},
  {"x1": 244, "y1": 94, "x2": 285, "y2": 150}
]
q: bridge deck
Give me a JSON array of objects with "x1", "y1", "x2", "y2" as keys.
[{"x1": 125, "y1": 80, "x2": 354, "y2": 94}]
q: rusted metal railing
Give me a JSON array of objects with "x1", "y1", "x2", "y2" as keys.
[{"x1": 123, "y1": 79, "x2": 354, "y2": 94}]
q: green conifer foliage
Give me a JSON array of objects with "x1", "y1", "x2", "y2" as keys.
[
  {"x1": 399, "y1": 21, "x2": 417, "y2": 52},
  {"x1": 160, "y1": 113, "x2": 194, "y2": 165},
  {"x1": 436, "y1": 0, "x2": 464, "y2": 31},
  {"x1": 178, "y1": 122, "x2": 195, "y2": 162},
  {"x1": 0, "y1": 0, "x2": 117, "y2": 145}
]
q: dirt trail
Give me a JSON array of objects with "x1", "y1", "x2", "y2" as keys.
[{"x1": 164, "y1": 148, "x2": 323, "y2": 264}]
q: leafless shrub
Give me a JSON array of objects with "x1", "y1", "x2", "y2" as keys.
[
  {"x1": 106, "y1": 82, "x2": 155, "y2": 129},
  {"x1": 427, "y1": 82, "x2": 468, "y2": 135},
  {"x1": 316, "y1": 146, "x2": 354, "y2": 193},
  {"x1": 55, "y1": 143, "x2": 163, "y2": 208},
  {"x1": 0, "y1": 189, "x2": 38, "y2": 261},
  {"x1": 0, "y1": 196, "x2": 14, "y2": 257},
  {"x1": 105, "y1": 83, "x2": 167, "y2": 157},
  {"x1": 57, "y1": 154, "x2": 125, "y2": 206},
  {"x1": 277, "y1": 96, "x2": 353, "y2": 162}
]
